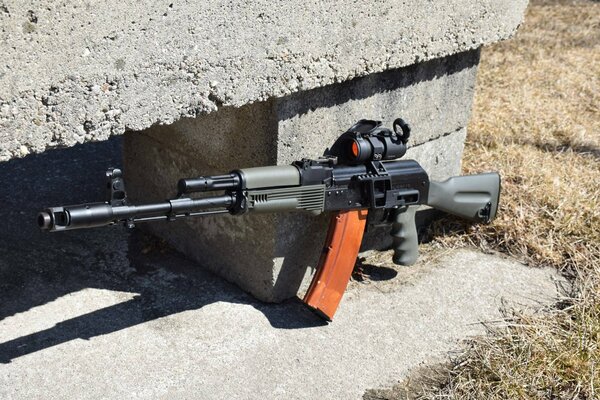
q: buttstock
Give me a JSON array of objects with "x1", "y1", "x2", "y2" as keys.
[{"x1": 426, "y1": 173, "x2": 501, "y2": 223}]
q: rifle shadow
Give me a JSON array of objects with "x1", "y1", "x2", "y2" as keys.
[{"x1": 0, "y1": 138, "x2": 325, "y2": 364}]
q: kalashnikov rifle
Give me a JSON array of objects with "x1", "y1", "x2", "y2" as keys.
[{"x1": 37, "y1": 119, "x2": 500, "y2": 320}]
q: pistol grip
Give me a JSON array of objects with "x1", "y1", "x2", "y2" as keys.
[
  {"x1": 391, "y1": 206, "x2": 418, "y2": 266},
  {"x1": 303, "y1": 209, "x2": 368, "y2": 321}
]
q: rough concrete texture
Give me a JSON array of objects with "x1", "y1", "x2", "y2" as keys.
[
  {"x1": 124, "y1": 53, "x2": 474, "y2": 302},
  {"x1": 0, "y1": 240, "x2": 562, "y2": 400},
  {"x1": 0, "y1": 0, "x2": 528, "y2": 161}
]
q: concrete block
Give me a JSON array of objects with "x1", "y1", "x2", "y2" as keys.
[
  {"x1": 124, "y1": 51, "x2": 476, "y2": 302},
  {"x1": 0, "y1": 0, "x2": 528, "y2": 161}
]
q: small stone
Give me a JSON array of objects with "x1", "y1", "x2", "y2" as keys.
[{"x1": 19, "y1": 145, "x2": 30, "y2": 156}]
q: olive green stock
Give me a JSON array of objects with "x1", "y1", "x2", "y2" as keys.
[{"x1": 427, "y1": 173, "x2": 500, "y2": 223}]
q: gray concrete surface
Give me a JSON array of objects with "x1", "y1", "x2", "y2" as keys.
[
  {"x1": 0, "y1": 0, "x2": 528, "y2": 161},
  {"x1": 123, "y1": 52, "x2": 473, "y2": 302},
  {"x1": 0, "y1": 243, "x2": 561, "y2": 400}
]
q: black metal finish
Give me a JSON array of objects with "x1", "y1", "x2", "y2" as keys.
[
  {"x1": 177, "y1": 173, "x2": 241, "y2": 195},
  {"x1": 107, "y1": 168, "x2": 128, "y2": 206},
  {"x1": 326, "y1": 119, "x2": 409, "y2": 165},
  {"x1": 321, "y1": 159, "x2": 428, "y2": 212},
  {"x1": 38, "y1": 118, "x2": 430, "y2": 232},
  {"x1": 38, "y1": 167, "x2": 236, "y2": 232}
]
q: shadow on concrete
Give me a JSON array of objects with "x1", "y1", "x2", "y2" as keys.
[
  {"x1": 0, "y1": 139, "x2": 326, "y2": 364},
  {"x1": 353, "y1": 259, "x2": 398, "y2": 282},
  {"x1": 277, "y1": 49, "x2": 481, "y2": 120}
]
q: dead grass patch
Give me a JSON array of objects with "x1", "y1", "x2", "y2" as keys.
[{"x1": 414, "y1": 1, "x2": 600, "y2": 398}]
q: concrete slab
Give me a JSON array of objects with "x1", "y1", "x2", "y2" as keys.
[
  {"x1": 0, "y1": 0, "x2": 528, "y2": 161},
  {"x1": 0, "y1": 246, "x2": 561, "y2": 400}
]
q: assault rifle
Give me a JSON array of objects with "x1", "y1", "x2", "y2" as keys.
[{"x1": 38, "y1": 119, "x2": 500, "y2": 320}]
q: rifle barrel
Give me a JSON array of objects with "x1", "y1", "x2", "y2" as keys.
[{"x1": 38, "y1": 194, "x2": 235, "y2": 232}]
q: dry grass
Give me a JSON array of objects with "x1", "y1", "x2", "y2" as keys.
[{"x1": 416, "y1": 1, "x2": 600, "y2": 398}]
